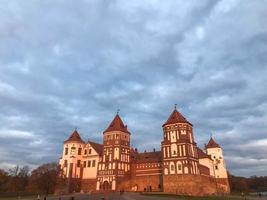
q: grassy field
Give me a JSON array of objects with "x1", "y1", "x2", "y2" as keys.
[
  {"x1": 0, "y1": 197, "x2": 36, "y2": 200},
  {"x1": 141, "y1": 193, "x2": 244, "y2": 200},
  {"x1": 0, "y1": 195, "x2": 53, "y2": 200}
]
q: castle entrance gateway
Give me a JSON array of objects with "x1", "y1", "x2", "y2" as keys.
[{"x1": 103, "y1": 181, "x2": 110, "y2": 190}]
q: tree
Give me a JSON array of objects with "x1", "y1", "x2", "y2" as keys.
[
  {"x1": 0, "y1": 169, "x2": 9, "y2": 192},
  {"x1": 17, "y1": 166, "x2": 30, "y2": 192},
  {"x1": 28, "y1": 163, "x2": 59, "y2": 195},
  {"x1": 6, "y1": 165, "x2": 30, "y2": 195},
  {"x1": 229, "y1": 174, "x2": 250, "y2": 193}
]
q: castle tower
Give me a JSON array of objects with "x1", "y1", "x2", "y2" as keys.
[
  {"x1": 205, "y1": 137, "x2": 230, "y2": 193},
  {"x1": 161, "y1": 107, "x2": 199, "y2": 176},
  {"x1": 59, "y1": 129, "x2": 85, "y2": 179},
  {"x1": 205, "y1": 137, "x2": 228, "y2": 179},
  {"x1": 58, "y1": 129, "x2": 85, "y2": 192},
  {"x1": 96, "y1": 113, "x2": 131, "y2": 191}
]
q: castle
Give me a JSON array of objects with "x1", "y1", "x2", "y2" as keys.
[{"x1": 58, "y1": 107, "x2": 230, "y2": 195}]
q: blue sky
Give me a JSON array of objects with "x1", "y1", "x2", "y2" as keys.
[{"x1": 0, "y1": 0, "x2": 267, "y2": 177}]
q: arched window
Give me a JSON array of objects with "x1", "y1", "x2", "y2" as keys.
[
  {"x1": 170, "y1": 162, "x2": 175, "y2": 174},
  {"x1": 70, "y1": 147, "x2": 76, "y2": 155},
  {"x1": 78, "y1": 148, "x2": 82, "y2": 155},
  {"x1": 164, "y1": 168, "x2": 168, "y2": 175}
]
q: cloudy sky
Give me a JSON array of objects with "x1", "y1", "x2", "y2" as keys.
[{"x1": 0, "y1": 0, "x2": 267, "y2": 177}]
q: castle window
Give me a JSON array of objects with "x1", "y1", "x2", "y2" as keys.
[
  {"x1": 178, "y1": 164, "x2": 182, "y2": 170},
  {"x1": 171, "y1": 164, "x2": 174, "y2": 171},
  {"x1": 88, "y1": 160, "x2": 91, "y2": 167},
  {"x1": 92, "y1": 160, "x2": 96, "y2": 167},
  {"x1": 78, "y1": 148, "x2": 82, "y2": 155},
  {"x1": 83, "y1": 161, "x2": 86, "y2": 168},
  {"x1": 77, "y1": 160, "x2": 81, "y2": 167},
  {"x1": 65, "y1": 148, "x2": 68, "y2": 155},
  {"x1": 89, "y1": 149, "x2": 92, "y2": 154},
  {"x1": 215, "y1": 165, "x2": 218, "y2": 170},
  {"x1": 173, "y1": 150, "x2": 176, "y2": 155},
  {"x1": 70, "y1": 147, "x2": 76, "y2": 155},
  {"x1": 64, "y1": 160, "x2": 67, "y2": 167},
  {"x1": 84, "y1": 149, "x2": 87, "y2": 155}
]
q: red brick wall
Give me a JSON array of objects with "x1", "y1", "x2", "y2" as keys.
[
  {"x1": 199, "y1": 164, "x2": 210, "y2": 176},
  {"x1": 163, "y1": 174, "x2": 217, "y2": 196},
  {"x1": 216, "y1": 178, "x2": 231, "y2": 194},
  {"x1": 117, "y1": 174, "x2": 162, "y2": 192},
  {"x1": 81, "y1": 178, "x2": 97, "y2": 193}
]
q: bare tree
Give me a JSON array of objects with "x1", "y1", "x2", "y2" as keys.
[{"x1": 28, "y1": 163, "x2": 58, "y2": 195}]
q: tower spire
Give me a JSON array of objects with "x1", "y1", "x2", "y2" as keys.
[
  {"x1": 103, "y1": 112, "x2": 130, "y2": 134},
  {"x1": 163, "y1": 106, "x2": 192, "y2": 126}
]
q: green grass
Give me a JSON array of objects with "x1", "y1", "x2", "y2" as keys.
[
  {"x1": 0, "y1": 196, "x2": 36, "y2": 200},
  {"x1": 142, "y1": 193, "x2": 243, "y2": 200},
  {"x1": 0, "y1": 194, "x2": 54, "y2": 200}
]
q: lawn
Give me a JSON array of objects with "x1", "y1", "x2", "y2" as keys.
[
  {"x1": 142, "y1": 193, "x2": 244, "y2": 200},
  {"x1": 0, "y1": 196, "x2": 36, "y2": 200},
  {"x1": 0, "y1": 194, "x2": 54, "y2": 200}
]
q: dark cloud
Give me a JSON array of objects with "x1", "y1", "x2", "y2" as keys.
[{"x1": 0, "y1": 0, "x2": 266, "y2": 177}]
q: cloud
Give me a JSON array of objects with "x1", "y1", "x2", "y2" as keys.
[
  {"x1": 0, "y1": 130, "x2": 34, "y2": 139},
  {"x1": 0, "y1": 0, "x2": 266, "y2": 176}
]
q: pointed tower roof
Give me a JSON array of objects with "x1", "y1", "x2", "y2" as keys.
[
  {"x1": 163, "y1": 106, "x2": 192, "y2": 126},
  {"x1": 205, "y1": 137, "x2": 220, "y2": 149},
  {"x1": 103, "y1": 114, "x2": 130, "y2": 134},
  {"x1": 64, "y1": 129, "x2": 85, "y2": 143}
]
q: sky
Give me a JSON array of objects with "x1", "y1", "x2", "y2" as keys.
[{"x1": 0, "y1": 0, "x2": 267, "y2": 177}]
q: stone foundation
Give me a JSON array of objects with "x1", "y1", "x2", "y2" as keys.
[
  {"x1": 163, "y1": 174, "x2": 217, "y2": 196},
  {"x1": 56, "y1": 175, "x2": 230, "y2": 196}
]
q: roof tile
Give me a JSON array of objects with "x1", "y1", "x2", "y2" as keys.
[
  {"x1": 103, "y1": 114, "x2": 130, "y2": 134},
  {"x1": 205, "y1": 137, "x2": 220, "y2": 149},
  {"x1": 163, "y1": 108, "x2": 192, "y2": 126},
  {"x1": 64, "y1": 129, "x2": 85, "y2": 143}
]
